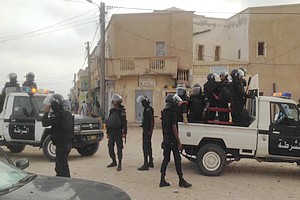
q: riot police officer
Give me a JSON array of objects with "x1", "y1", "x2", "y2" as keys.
[
  {"x1": 1, "y1": 73, "x2": 21, "y2": 113},
  {"x1": 160, "y1": 93, "x2": 192, "y2": 188},
  {"x1": 42, "y1": 94, "x2": 74, "y2": 177},
  {"x1": 106, "y1": 94, "x2": 127, "y2": 171},
  {"x1": 239, "y1": 67, "x2": 247, "y2": 88},
  {"x1": 176, "y1": 84, "x2": 189, "y2": 123},
  {"x1": 204, "y1": 73, "x2": 219, "y2": 120},
  {"x1": 229, "y1": 69, "x2": 253, "y2": 126},
  {"x1": 188, "y1": 84, "x2": 209, "y2": 123},
  {"x1": 136, "y1": 95, "x2": 154, "y2": 171},
  {"x1": 23, "y1": 72, "x2": 37, "y2": 89},
  {"x1": 218, "y1": 71, "x2": 231, "y2": 122}
]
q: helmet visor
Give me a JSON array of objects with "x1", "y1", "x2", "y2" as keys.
[
  {"x1": 111, "y1": 94, "x2": 122, "y2": 102},
  {"x1": 43, "y1": 95, "x2": 54, "y2": 106},
  {"x1": 136, "y1": 95, "x2": 146, "y2": 103}
]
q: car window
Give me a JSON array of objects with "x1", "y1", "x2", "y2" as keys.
[
  {"x1": 271, "y1": 102, "x2": 299, "y2": 125},
  {"x1": 0, "y1": 161, "x2": 27, "y2": 191},
  {"x1": 32, "y1": 96, "x2": 47, "y2": 116},
  {"x1": 13, "y1": 97, "x2": 33, "y2": 117}
]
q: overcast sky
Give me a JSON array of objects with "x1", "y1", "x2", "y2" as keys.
[{"x1": 1, "y1": 0, "x2": 300, "y2": 97}]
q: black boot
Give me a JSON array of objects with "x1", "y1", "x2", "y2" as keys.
[
  {"x1": 159, "y1": 175, "x2": 170, "y2": 187},
  {"x1": 179, "y1": 177, "x2": 192, "y2": 188},
  {"x1": 138, "y1": 163, "x2": 149, "y2": 171},
  {"x1": 117, "y1": 159, "x2": 122, "y2": 171},
  {"x1": 148, "y1": 157, "x2": 154, "y2": 168},
  {"x1": 138, "y1": 158, "x2": 149, "y2": 171},
  {"x1": 107, "y1": 159, "x2": 117, "y2": 168}
]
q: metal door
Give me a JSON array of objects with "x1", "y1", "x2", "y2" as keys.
[{"x1": 135, "y1": 90, "x2": 153, "y2": 122}]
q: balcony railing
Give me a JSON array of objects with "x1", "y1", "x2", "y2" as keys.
[{"x1": 106, "y1": 56, "x2": 177, "y2": 79}]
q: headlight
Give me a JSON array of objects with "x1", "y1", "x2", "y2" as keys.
[{"x1": 74, "y1": 124, "x2": 81, "y2": 131}]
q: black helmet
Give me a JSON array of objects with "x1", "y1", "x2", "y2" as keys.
[
  {"x1": 230, "y1": 69, "x2": 239, "y2": 80},
  {"x1": 136, "y1": 95, "x2": 150, "y2": 107},
  {"x1": 26, "y1": 72, "x2": 35, "y2": 82},
  {"x1": 176, "y1": 83, "x2": 186, "y2": 96},
  {"x1": 111, "y1": 94, "x2": 122, "y2": 105},
  {"x1": 164, "y1": 93, "x2": 182, "y2": 109},
  {"x1": 207, "y1": 73, "x2": 215, "y2": 81},
  {"x1": 8, "y1": 73, "x2": 17, "y2": 83},
  {"x1": 192, "y1": 83, "x2": 201, "y2": 95},
  {"x1": 43, "y1": 94, "x2": 66, "y2": 111}
]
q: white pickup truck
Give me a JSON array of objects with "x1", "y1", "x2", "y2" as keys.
[
  {"x1": 0, "y1": 90, "x2": 104, "y2": 161},
  {"x1": 179, "y1": 75, "x2": 300, "y2": 176}
]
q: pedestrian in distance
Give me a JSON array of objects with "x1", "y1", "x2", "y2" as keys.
[
  {"x1": 159, "y1": 93, "x2": 192, "y2": 188},
  {"x1": 42, "y1": 94, "x2": 74, "y2": 177},
  {"x1": 79, "y1": 100, "x2": 88, "y2": 116},
  {"x1": 106, "y1": 94, "x2": 127, "y2": 171},
  {"x1": 136, "y1": 95, "x2": 154, "y2": 171}
]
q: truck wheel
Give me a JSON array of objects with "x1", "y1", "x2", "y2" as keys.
[
  {"x1": 196, "y1": 143, "x2": 226, "y2": 176},
  {"x1": 77, "y1": 142, "x2": 99, "y2": 156},
  {"x1": 42, "y1": 135, "x2": 56, "y2": 162},
  {"x1": 7, "y1": 144, "x2": 26, "y2": 153}
]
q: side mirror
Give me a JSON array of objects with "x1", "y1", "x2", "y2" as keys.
[{"x1": 16, "y1": 158, "x2": 29, "y2": 170}]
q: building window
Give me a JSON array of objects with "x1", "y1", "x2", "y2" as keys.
[
  {"x1": 156, "y1": 42, "x2": 165, "y2": 57},
  {"x1": 197, "y1": 45, "x2": 204, "y2": 61},
  {"x1": 238, "y1": 49, "x2": 241, "y2": 59},
  {"x1": 257, "y1": 42, "x2": 265, "y2": 56},
  {"x1": 215, "y1": 46, "x2": 220, "y2": 61}
]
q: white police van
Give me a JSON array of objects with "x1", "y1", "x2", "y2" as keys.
[
  {"x1": 0, "y1": 88, "x2": 103, "y2": 161},
  {"x1": 179, "y1": 75, "x2": 300, "y2": 176}
]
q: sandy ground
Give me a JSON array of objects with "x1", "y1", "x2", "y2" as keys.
[{"x1": 4, "y1": 126, "x2": 300, "y2": 200}]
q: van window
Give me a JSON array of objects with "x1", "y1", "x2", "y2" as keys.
[
  {"x1": 271, "y1": 102, "x2": 299, "y2": 125},
  {"x1": 13, "y1": 97, "x2": 33, "y2": 117}
]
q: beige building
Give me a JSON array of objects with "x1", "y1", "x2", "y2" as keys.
[
  {"x1": 104, "y1": 8, "x2": 194, "y2": 123},
  {"x1": 192, "y1": 4, "x2": 300, "y2": 101},
  {"x1": 82, "y1": 4, "x2": 300, "y2": 123}
]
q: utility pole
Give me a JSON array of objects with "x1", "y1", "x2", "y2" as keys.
[
  {"x1": 86, "y1": 41, "x2": 91, "y2": 104},
  {"x1": 100, "y1": 2, "x2": 106, "y2": 115}
]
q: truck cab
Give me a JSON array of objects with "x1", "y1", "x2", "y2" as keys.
[
  {"x1": 179, "y1": 75, "x2": 300, "y2": 176},
  {"x1": 0, "y1": 90, "x2": 103, "y2": 161}
]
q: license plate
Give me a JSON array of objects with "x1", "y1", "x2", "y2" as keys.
[{"x1": 87, "y1": 135, "x2": 97, "y2": 140}]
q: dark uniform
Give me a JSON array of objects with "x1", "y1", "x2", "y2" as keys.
[
  {"x1": 218, "y1": 76, "x2": 230, "y2": 122},
  {"x1": 176, "y1": 84, "x2": 189, "y2": 123},
  {"x1": 42, "y1": 94, "x2": 73, "y2": 177},
  {"x1": 0, "y1": 73, "x2": 20, "y2": 114},
  {"x1": 23, "y1": 72, "x2": 37, "y2": 89},
  {"x1": 204, "y1": 74, "x2": 219, "y2": 120},
  {"x1": 106, "y1": 101, "x2": 127, "y2": 171},
  {"x1": 159, "y1": 94, "x2": 191, "y2": 188},
  {"x1": 188, "y1": 85, "x2": 208, "y2": 123},
  {"x1": 229, "y1": 69, "x2": 252, "y2": 126},
  {"x1": 137, "y1": 95, "x2": 154, "y2": 170}
]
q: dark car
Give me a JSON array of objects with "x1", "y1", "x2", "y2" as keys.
[{"x1": 0, "y1": 147, "x2": 131, "y2": 200}]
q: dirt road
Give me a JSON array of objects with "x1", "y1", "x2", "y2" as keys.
[{"x1": 5, "y1": 127, "x2": 300, "y2": 200}]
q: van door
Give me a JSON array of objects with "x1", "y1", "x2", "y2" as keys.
[
  {"x1": 8, "y1": 96, "x2": 35, "y2": 140},
  {"x1": 269, "y1": 102, "x2": 300, "y2": 157}
]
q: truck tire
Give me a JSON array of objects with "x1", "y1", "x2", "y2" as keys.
[
  {"x1": 7, "y1": 144, "x2": 26, "y2": 153},
  {"x1": 42, "y1": 135, "x2": 56, "y2": 162},
  {"x1": 77, "y1": 142, "x2": 99, "y2": 156},
  {"x1": 196, "y1": 143, "x2": 226, "y2": 176}
]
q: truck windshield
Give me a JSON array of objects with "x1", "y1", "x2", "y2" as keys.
[{"x1": 31, "y1": 96, "x2": 47, "y2": 116}]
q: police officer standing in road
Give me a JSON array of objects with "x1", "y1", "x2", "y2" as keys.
[
  {"x1": 136, "y1": 95, "x2": 154, "y2": 171},
  {"x1": 159, "y1": 93, "x2": 192, "y2": 188},
  {"x1": 22, "y1": 72, "x2": 37, "y2": 89},
  {"x1": 42, "y1": 94, "x2": 74, "y2": 177},
  {"x1": 106, "y1": 94, "x2": 127, "y2": 171},
  {"x1": 188, "y1": 84, "x2": 209, "y2": 123}
]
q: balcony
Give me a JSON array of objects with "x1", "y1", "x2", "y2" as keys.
[{"x1": 106, "y1": 56, "x2": 178, "y2": 79}]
